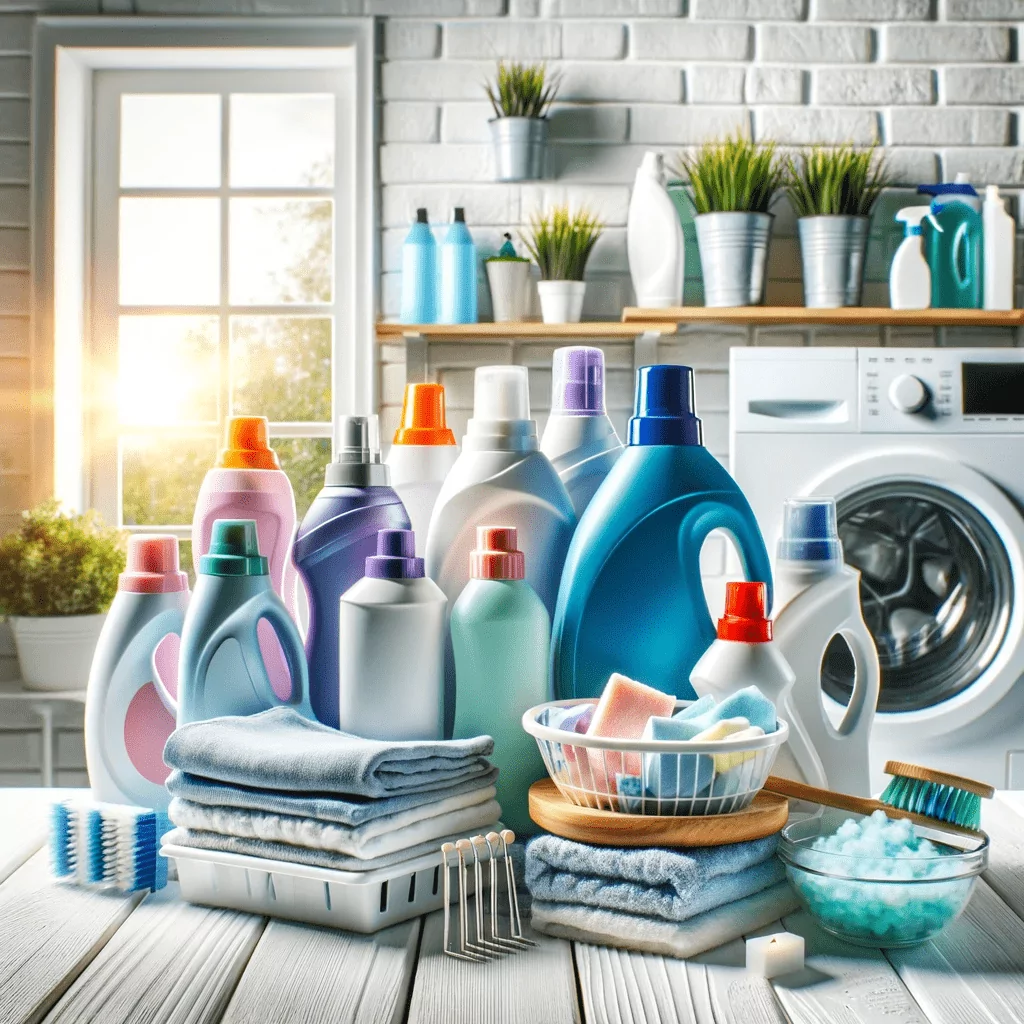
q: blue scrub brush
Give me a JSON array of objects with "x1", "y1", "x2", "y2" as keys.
[{"x1": 51, "y1": 799, "x2": 169, "y2": 893}]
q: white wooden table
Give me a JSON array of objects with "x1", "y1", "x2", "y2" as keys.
[{"x1": 6, "y1": 788, "x2": 1024, "y2": 1024}]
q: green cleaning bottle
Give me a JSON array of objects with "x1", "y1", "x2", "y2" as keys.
[
  {"x1": 451, "y1": 526, "x2": 549, "y2": 835},
  {"x1": 919, "y1": 178, "x2": 983, "y2": 309}
]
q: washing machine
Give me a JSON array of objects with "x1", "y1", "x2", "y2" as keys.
[{"x1": 730, "y1": 346, "x2": 1024, "y2": 793}]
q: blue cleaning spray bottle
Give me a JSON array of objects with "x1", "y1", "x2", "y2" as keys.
[{"x1": 550, "y1": 364, "x2": 773, "y2": 701}]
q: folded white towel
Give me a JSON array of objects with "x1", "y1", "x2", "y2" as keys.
[
  {"x1": 169, "y1": 786, "x2": 500, "y2": 861},
  {"x1": 530, "y1": 881, "x2": 799, "y2": 959}
]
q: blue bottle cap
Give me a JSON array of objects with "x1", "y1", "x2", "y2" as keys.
[
  {"x1": 199, "y1": 520, "x2": 269, "y2": 577},
  {"x1": 627, "y1": 365, "x2": 703, "y2": 446},
  {"x1": 777, "y1": 498, "x2": 843, "y2": 563},
  {"x1": 365, "y1": 529, "x2": 424, "y2": 579}
]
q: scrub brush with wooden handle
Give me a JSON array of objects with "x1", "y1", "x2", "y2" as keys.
[{"x1": 764, "y1": 760, "x2": 994, "y2": 838}]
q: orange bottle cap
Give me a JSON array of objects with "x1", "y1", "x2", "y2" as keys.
[
  {"x1": 393, "y1": 383, "x2": 456, "y2": 446},
  {"x1": 217, "y1": 416, "x2": 281, "y2": 470}
]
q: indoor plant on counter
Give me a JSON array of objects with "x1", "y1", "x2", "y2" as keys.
[
  {"x1": 522, "y1": 205, "x2": 603, "y2": 324},
  {"x1": 486, "y1": 60, "x2": 559, "y2": 183},
  {"x1": 0, "y1": 500, "x2": 125, "y2": 691},
  {"x1": 786, "y1": 144, "x2": 889, "y2": 308},
  {"x1": 485, "y1": 232, "x2": 533, "y2": 322},
  {"x1": 674, "y1": 134, "x2": 784, "y2": 307}
]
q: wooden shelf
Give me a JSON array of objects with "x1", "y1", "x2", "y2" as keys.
[
  {"x1": 376, "y1": 320, "x2": 678, "y2": 339},
  {"x1": 623, "y1": 306, "x2": 1024, "y2": 328}
]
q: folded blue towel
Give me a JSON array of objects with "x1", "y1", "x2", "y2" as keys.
[
  {"x1": 524, "y1": 834, "x2": 784, "y2": 924},
  {"x1": 163, "y1": 708, "x2": 494, "y2": 799},
  {"x1": 165, "y1": 766, "x2": 499, "y2": 826}
]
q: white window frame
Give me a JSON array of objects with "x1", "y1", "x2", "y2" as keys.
[{"x1": 31, "y1": 17, "x2": 377, "y2": 519}]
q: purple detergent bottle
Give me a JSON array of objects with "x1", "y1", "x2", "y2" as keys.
[{"x1": 292, "y1": 415, "x2": 410, "y2": 727}]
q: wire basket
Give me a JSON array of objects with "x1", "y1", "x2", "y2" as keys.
[{"x1": 522, "y1": 699, "x2": 788, "y2": 816}]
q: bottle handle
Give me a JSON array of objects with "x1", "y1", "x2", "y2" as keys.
[
  {"x1": 280, "y1": 524, "x2": 304, "y2": 637},
  {"x1": 150, "y1": 631, "x2": 181, "y2": 716},
  {"x1": 952, "y1": 221, "x2": 970, "y2": 289},
  {"x1": 833, "y1": 620, "x2": 881, "y2": 739}
]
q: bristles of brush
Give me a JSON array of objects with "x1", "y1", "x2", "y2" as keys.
[
  {"x1": 50, "y1": 800, "x2": 77, "y2": 878},
  {"x1": 881, "y1": 774, "x2": 983, "y2": 832}
]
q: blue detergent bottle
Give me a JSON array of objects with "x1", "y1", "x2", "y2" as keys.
[
  {"x1": 172, "y1": 520, "x2": 313, "y2": 727},
  {"x1": 400, "y1": 208, "x2": 437, "y2": 324},
  {"x1": 550, "y1": 365, "x2": 773, "y2": 701},
  {"x1": 438, "y1": 207, "x2": 478, "y2": 324},
  {"x1": 292, "y1": 415, "x2": 411, "y2": 727},
  {"x1": 919, "y1": 179, "x2": 983, "y2": 309}
]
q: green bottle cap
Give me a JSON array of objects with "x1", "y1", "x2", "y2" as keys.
[{"x1": 198, "y1": 519, "x2": 268, "y2": 577}]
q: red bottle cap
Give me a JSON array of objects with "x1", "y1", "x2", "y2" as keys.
[
  {"x1": 119, "y1": 535, "x2": 189, "y2": 594},
  {"x1": 717, "y1": 581, "x2": 772, "y2": 643},
  {"x1": 217, "y1": 416, "x2": 281, "y2": 470},
  {"x1": 392, "y1": 383, "x2": 456, "y2": 446},
  {"x1": 469, "y1": 526, "x2": 525, "y2": 581}
]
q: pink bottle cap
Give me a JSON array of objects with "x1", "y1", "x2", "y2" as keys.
[
  {"x1": 469, "y1": 526, "x2": 525, "y2": 581},
  {"x1": 119, "y1": 535, "x2": 189, "y2": 594}
]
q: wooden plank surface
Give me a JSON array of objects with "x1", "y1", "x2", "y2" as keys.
[
  {"x1": 43, "y1": 884, "x2": 264, "y2": 1024},
  {"x1": 0, "y1": 788, "x2": 77, "y2": 885},
  {"x1": 221, "y1": 918, "x2": 421, "y2": 1024},
  {"x1": 694, "y1": 936, "x2": 787, "y2": 1024},
  {"x1": 979, "y1": 794, "x2": 1024, "y2": 921},
  {"x1": 406, "y1": 910, "x2": 580, "y2": 1024},
  {"x1": 0, "y1": 851, "x2": 143, "y2": 1024},
  {"x1": 376, "y1": 320, "x2": 677, "y2": 339},
  {"x1": 623, "y1": 306, "x2": 1024, "y2": 327}
]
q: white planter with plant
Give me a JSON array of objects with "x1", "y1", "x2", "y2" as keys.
[
  {"x1": 486, "y1": 61, "x2": 559, "y2": 183},
  {"x1": 675, "y1": 135, "x2": 784, "y2": 307},
  {"x1": 787, "y1": 144, "x2": 888, "y2": 309},
  {"x1": 523, "y1": 206, "x2": 603, "y2": 324},
  {"x1": 485, "y1": 233, "x2": 534, "y2": 322},
  {"x1": 0, "y1": 501, "x2": 125, "y2": 691}
]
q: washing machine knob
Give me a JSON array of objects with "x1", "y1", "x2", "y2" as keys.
[{"x1": 888, "y1": 374, "x2": 929, "y2": 414}]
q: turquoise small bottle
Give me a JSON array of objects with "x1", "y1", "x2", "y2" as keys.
[
  {"x1": 439, "y1": 207, "x2": 478, "y2": 324},
  {"x1": 400, "y1": 207, "x2": 437, "y2": 324},
  {"x1": 451, "y1": 526, "x2": 549, "y2": 835}
]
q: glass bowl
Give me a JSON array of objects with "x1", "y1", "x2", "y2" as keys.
[{"x1": 778, "y1": 812, "x2": 988, "y2": 948}]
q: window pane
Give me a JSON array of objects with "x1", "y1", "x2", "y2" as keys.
[
  {"x1": 229, "y1": 199, "x2": 333, "y2": 305},
  {"x1": 230, "y1": 94, "x2": 334, "y2": 188},
  {"x1": 121, "y1": 434, "x2": 217, "y2": 527},
  {"x1": 120, "y1": 198, "x2": 220, "y2": 306},
  {"x1": 119, "y1": 316, "x2": 219, "y2": 426},
  {"x1": 272, "y1": 437, "x2": 330, "y2": 520},
  {"x1": 120, "y1": 94, "x2": 220, "y2": 188},
  {"x1": 231, "y1": 316, "x2": 331, "y2": 423}
]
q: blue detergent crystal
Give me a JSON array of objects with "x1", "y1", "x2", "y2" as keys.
[{"x1": 782, "y1": 810, "x2": 980, "y2": 948}]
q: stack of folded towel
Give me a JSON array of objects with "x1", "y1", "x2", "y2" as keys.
[
  {"x1": 525, "y1": 834, "x2": 799, "y2": 958},
  {"x1": 163, "y1": 707, "x2": 502, "y2": 873}
]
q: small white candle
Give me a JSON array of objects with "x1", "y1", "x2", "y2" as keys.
[{"x1": 745, "y1": 932, "x2": 804, "y2": 978}]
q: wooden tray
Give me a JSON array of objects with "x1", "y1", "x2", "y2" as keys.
[{"x1": 528, "y1": 778, "x2": 789, "y2": 847}]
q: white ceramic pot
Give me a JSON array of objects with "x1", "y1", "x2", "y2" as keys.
[
  {"x1": 485, "y1": 259, "x2": 533, "y2": 322},
  {"x1": 8, "y1": 613, "x2": 106, "y2": 691},
  {"x1": 537, "y1": 280, "x2": 586, "y2": 324}
]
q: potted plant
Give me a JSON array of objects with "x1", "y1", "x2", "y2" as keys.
[
  {"x1": 485, "y1": 60, "x2": 559, "y2": 183},
  {"x1": 786, "y1": 143, "x2": 889, "y2": 309},
  {"x1": 674, "y1": 134, "x2": 785, "y2": 307},
  {"x1": 522, "y1": 205, "x2": 603, "y2": 324},
  {"x1": 485, "y1": 232, "x2": 534, "y2": 322},
  {"x1": 0, "y1": 500, "x2": 125, "y2": 691}
]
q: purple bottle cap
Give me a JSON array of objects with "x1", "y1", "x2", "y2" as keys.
[
  {"x1": 365, "y1": 529, "x2": 424, "y2": 579},
  {"x1": 552, "y1": 346, "x2": 605, "y2": 416}
]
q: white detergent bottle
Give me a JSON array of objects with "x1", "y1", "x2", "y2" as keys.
[
  {"x1": 627, "y1": 151, "x2": 684, "y2": 308},
  {"x1": 890, "y1": 207, "x2": 931, "y2": 310},
  {"x1": 426, "y1": 364, "x2": 576, "y2": 735},
  {"x1": 690, "y1": 581, "x2": 828, "y2": 790},
  {"x1": 540, "y1": 346, "x2": 624, "y2": 518},
  {"x1": 85, "y1": 536, "x2": 190, "y2": 811},
  {"x1": 338, "y1": 529, "x2": 447, "y2": 741},
  {"x1": 385, "y1": 383, "x2": 459, "y2": 556},
  {"x1": 983, "y1": 185, "x2": 1015, "y2": 311},
  {"x1": 772, "y1": 498, "x2": 880, "y2": 798}
]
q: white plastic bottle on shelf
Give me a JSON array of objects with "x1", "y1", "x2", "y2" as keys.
[
  {"x1": 690, "y1": 580, "x2": 828, "y2": 790},
  {"x1": 627, "y1": 151, "x2": 684, "y2": 308},
  {"x1": 983, "y1": 185, "x2": 1015, "y2": 312},
  {"x1": 772, "y1": 498, "x2": 880, "y2": 798},
  {"x1": 890, "y1": 207, "x2": 931, "y2": 310}
]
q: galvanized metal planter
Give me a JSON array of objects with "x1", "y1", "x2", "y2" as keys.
[
  {"x1": 694, "y1": 211, "x2": 773, "y2": 307},
  {"x1": 489, "y1": 117, "x2": 547, "y2": 182},
  {"x1": 486, "y1": 259, "x2": 533, "y2": 321},
  {"x1": 798, "y1": 215, "x2": 870, "y2": 309}
]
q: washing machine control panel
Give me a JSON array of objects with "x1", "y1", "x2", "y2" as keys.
[{"x1": 862, "y1": 350, "x2": 1024, "y2": 432}]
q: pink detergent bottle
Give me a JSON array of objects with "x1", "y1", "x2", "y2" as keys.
[
  {"x1": 192, "y1": 416, "x2": 296, "y2": 601},
  {"x1": 84, "y1": 536, "x2": 189, "y2": 811}
]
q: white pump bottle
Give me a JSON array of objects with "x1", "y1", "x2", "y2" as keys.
[{"x1": 890, "y1": 207, "x2": 931, "y2": 310}]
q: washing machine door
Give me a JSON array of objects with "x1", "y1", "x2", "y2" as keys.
[{"x1": 807, "y1": 450, "x2": 1024, "y2": 740}]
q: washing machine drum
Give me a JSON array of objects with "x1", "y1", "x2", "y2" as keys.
[{"x1": 822, "y1": 480, "x2": 1013, "y2": 714}]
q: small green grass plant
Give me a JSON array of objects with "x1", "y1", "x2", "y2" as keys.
[
  {"x1": 673, "y1": 134, "x2": 785, "y2": 215},
  {"x1": 485, "y1": 61, "x2": 560, "y2": 120},
  {"x1": 521, "y1": 206, "x2": 603, "y2": 281},
  {"x1": 785, "y1": 143, "x2": 889, "y2": 218}
]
